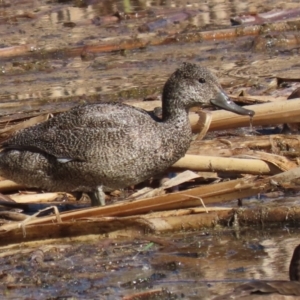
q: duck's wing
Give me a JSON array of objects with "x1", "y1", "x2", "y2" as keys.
[
  {"x1": 2, "y1": 103, "x2": 157, "y2": 162},
  {"x1": 3, "y1": 128, "x2": 96, "y2": 162}
]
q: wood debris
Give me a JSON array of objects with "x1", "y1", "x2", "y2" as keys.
[
  {"x1": 0, "y1": 96, "x2": 300, "y2": 244},
  {"x1": 0, "y1": 22, "x2": 300, "y2": 244}
]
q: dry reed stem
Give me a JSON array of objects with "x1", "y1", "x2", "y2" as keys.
[
  {"x1": 9, "y1": 192, "x2": 62, "y2": 203},
  {"x1": 129, "y1": 98, "x2": 300, "y2": 132},
  {"x1": 208, "y1": 99, "x2": 300, "y2": 131},
  {"x1": 1, "y1": 165, "x2": 299, "y2": 230},
  {"x1": 173, "y1": 154, "x2": 282, "y2": 175},
  {"x1": 0, "y1": 180, "x2": 25, "y2": 192}
]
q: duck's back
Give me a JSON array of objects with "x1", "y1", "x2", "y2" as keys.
[
  {"x1": 0, "y1": 103, "x2": 190, "y2": 191},
  {"x1": 3, "y1": 103, "x2": 161, "y2": 162}
]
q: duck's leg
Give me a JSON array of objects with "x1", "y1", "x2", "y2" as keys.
[{"x1": 88, "y1": 186, "x2": 106, "y2": 206}]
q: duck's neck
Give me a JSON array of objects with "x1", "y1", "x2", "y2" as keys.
[
  {"x1": 159, "y1": 98, "x2": 192, "y2": 164},
  {"x1": 162, "y1": 97, "x2": 192, "y2": 143},
  {"x1": 162, "y1": 96, "x2": 189, "y2": 122}
]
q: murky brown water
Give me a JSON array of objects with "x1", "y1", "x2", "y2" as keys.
[
  {"x1": 0, "y1": 228, "x2": 299, "y2": 299},
  {"x1": 0, "y1": 0, "x2": 299, "y2": 108},
  {"x1": 1, "y1": 0, "x2": 300, "y2": 299}
]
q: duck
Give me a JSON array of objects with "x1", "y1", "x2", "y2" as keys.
[
  {"x1": 213, "y1": 244, "x2": 300, "y2": 299},
  {"x1": 0, "y1": 63, "x2": 254, "y2": 206}
]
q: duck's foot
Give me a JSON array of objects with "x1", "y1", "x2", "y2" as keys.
[{"x1": 88, "y1": 186, "x2": 106, "y2": 206}]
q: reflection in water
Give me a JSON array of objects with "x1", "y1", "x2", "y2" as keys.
[
  {"x1": 0, "y1": 227, "x2": 299, "y2": 299},
  {"x1": 0, "y1": 0, "x2": 297, "y2": 103},
  {"x1": 48, "y1": 0, "x2": 258, "y2": 29},
  {"x1": 196, "y1": 230, "x2": 300, "y2": 297}
]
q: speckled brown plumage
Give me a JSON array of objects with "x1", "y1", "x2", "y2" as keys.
[{"x1": 0, "y1": 63, "x2": 253, "y2": 206}]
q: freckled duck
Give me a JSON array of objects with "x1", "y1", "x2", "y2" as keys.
[
  {"x1": 0, "y1": 63, "x2": 254, "y2": 206},
  {"x1": 213, "y1": 244, "x2": 300, "y2": 299}
]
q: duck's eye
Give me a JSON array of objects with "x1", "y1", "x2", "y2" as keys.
[{"x1": 198, "y1": 78, "x2": 206, "y2": 83}]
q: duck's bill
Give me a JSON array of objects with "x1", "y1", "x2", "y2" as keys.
[{"x1": 211, "y1": 91, "x2": 255, "y2": 117}]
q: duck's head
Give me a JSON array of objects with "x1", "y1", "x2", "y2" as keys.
[{"x1": 162, "y1": 62, "x2": 254, "y2": 117}]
